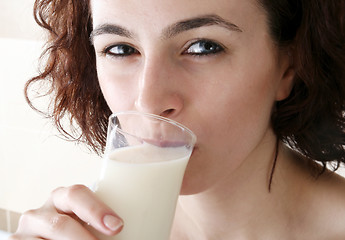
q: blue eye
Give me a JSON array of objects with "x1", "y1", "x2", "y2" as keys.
[
  {"x1": 103, "y1": 44, "x2": 139, "y2": 57},
  {"x1": 185, "y1": 40, "x2": 224, "y2": 56}
]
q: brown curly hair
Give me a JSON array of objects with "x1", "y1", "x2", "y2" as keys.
[
  {"x1": 26, "y1": 0, "x2": 345, "y2": 170},
  {"x1": 26, "y1": 0, "x2": 110, "y2": 154},
  {"x1": 260, "y1": 0, "x2": 345, "y2": 170}
]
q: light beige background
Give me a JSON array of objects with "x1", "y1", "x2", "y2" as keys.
[{"x1": 0, "y1": 0, "x2": 101, "y2": 216}]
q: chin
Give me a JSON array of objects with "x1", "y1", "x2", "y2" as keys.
[
  {"x1": 179, "y1": 168, "x2": 211, "y2": 195},
  {"x1": 179, "y1": 183, "x2": 199, "y2": 195},
  {"x1": 178, "y1": 146, "x2": 211, "y2": 195}
]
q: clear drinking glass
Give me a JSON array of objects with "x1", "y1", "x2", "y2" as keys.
[{"x1": 91, "y1": 111, "x2": 196, "y2": 240}]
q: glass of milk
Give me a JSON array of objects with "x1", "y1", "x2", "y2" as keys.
[{"x1": 91, "y1": 111, "x2": 196, "y2": 240}]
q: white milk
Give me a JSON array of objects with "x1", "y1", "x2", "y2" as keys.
[{"x1": 93, "y1": 144, "x2": 190, "y2": 240}]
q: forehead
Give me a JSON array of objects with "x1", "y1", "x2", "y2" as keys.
[{"x1": 90, "y1": 0, "x2": 266, "y2": 33}]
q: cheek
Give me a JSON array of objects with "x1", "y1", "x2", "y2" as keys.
[
  {"x1": 97, "y1": 62, "x2": 137, "y2": 113},
  {"x1": 193, "y1": 59, "x2": 277, "y2": 134},
  {"x1": 180, "y1": 58, "x2": 279, "y2": 193}
]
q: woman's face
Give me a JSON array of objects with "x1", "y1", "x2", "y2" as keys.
[{"x1": 91, "y1": 0, "x2": 294, "y2": 194}]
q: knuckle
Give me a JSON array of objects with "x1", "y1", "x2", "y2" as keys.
[
  {"x1": 17, "y1": 207, "x2": 75, "y2": 235},
  {"x1": 18, "y1": 209, "x2": 39, "y2": 226},
  {"x1": 52, "y1": 184, "x2": 89, "y2": 206},
  {"x1": 65, "y1": 184, "x2": 88, "y2": 199},
  {"x1": 51, "y1": 186, "x2": 65, "y2": 195},
  {"x1": 48, "y1": 214, "x2": 71, "y2": 232}
]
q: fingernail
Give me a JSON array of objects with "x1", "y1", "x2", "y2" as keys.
[{"x1": 103, "y1": 215, "x2": 123, "y2": 232}]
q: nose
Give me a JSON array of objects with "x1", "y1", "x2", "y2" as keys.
[{"x1": 135, "y1": 55, "x2": 184, "y2": 118}]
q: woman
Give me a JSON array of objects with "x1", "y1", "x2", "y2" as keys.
[{"x1": 10, "y1": 0, "x2": 345, "y2": 239}]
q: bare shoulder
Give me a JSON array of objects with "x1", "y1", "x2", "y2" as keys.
[
  {"x1": 284, "y1": 145, "x2": 345, "y2": 239},
  {"x1": 305, "y1": 169, "x2": 345, "y2": 239}
]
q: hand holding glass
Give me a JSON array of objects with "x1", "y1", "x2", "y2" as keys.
[{"x1": 91, "y1": 111, "x2": 196, "y2": 240}]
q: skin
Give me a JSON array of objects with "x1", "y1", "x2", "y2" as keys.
[
  {"x1": 91, "y1": 0, "x2": 294, "y2": 196},
  {"x1": 9, "y1": 0, "x2": 345, "y2": 239}
]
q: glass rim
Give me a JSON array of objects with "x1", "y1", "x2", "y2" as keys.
[{"x1": 109, "y1": 111, "x2": 197, "y2": 145}]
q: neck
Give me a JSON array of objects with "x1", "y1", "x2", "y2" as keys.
[{"x1": 172, "y1": 136, "x2": 302, "y2": 239}]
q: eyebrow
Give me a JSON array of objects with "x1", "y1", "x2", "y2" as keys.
[
  {"x1": 90, "y1": 24, "x2": 133, "y2": 43},
  {"x1": 163, "y1": 14, "x2": 242, "y2": 38},
  {"x1": 90, "y1": 14, "x2": 242, "y2": 43}
]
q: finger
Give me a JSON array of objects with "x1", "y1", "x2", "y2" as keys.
[
  {"x1": 16, "y1": 208, "x2": 98, "y2": 240},
  {"x1": 51, "y1": 185, "x2": 123, "y2": 235},
  {"x1": 7, "y1": 234, "x2": 44, "y2": 240}
]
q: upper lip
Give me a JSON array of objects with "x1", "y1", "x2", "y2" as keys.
[{"x1": 143, "y1": 138, "x2": 188, "y2": 147}]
